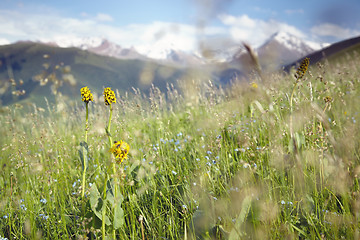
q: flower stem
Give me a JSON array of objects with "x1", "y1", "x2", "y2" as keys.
[
  {"x1": 102, "y1": 174, "x2": 108, "y2": 239},
  {"x1": 85, "y1": 103, "x2": 89, "y2": 142},
  {"x1": 106, "y1": 104, "x2": 113, "y2": 146},
  {"x1": 81, "y1": 103, "x2": 89, "y2": 199},
  {"x1": 289, "y1": 79, "x2": 299, "y2": 138}
]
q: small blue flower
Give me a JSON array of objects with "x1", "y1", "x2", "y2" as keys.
[
  {"x1": 20, "y1": 204, "x2": 27, "y2": 211},
  {"x1": 235, "y1": 148, "x2": 239, "y2": 152},
  {"x1": 40, "y1": 198, "x2": 47, "y2": 204},
  {"x1": 174, "y1": 148, "x2": 178, "y2": 152},
  {"x1": 281, "y1": 200, "x2": 285, "y2": 205},
  {"x1": 196, "y1": 158, "x2": 200, "y2": 161},
  {"x1": 39, "y1": 213, "x2": 49, "y2": 220},
  {"x1": 205, "y1": 156, "x2": 209, "y2": 160},
  {"x1": 213, "y1": 197, "x2": 218, "y2": 201},
  {"x1": 3, "y1": 214, "x2": 8, "y2": 219},
  {"x1": 172, "y1": 170, "x2": 177, "y2": 175},
  {"x1": 182, "y1": 204, "x2": 187, "y2": 209},
  {"x1": 177, "y1": 132, "x2": 183, "y2": 137},
  {"x1": 175, "y1": 140, "x2": 180, "y2": 145},
  {"x1": 207, "y1": 151, "x2": 212, "y2": 155},
  {"x1": 72, "y1": 182, "x2": 77, "y2": 188}
]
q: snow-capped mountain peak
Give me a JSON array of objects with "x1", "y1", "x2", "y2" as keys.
[
  {"x1": 266, "y1": 31, "x2": 314, "y2": 55},
  {"x1": 254, "y1": 31, "x2": 316, "y2": 68}
]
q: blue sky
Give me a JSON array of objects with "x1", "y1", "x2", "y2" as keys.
[{"x1": 0, "y1": 0, "x2": 359, "y2": 54}]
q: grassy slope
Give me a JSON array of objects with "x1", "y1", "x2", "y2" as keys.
[{"x1": 0, "y1": 45, "x2": 360, "y2": 239}]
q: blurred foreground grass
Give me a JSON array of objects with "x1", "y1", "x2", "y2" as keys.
[{"x1": 0, "y1": 54, "x2": 360, "y2": 239}]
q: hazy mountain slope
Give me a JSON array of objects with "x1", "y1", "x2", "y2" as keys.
[{"x1": 0, "y1": 42, "x2": 185, "y2": 106}]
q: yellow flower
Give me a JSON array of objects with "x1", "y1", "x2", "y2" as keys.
[
  {"x1": 294, "y1": 57, "x2": 309, "y2": 80},
  {"x1": 80, "y1": 86, "x2": 93, "y2": 103},
  {"x1": 110, "y1": 140, "x2": 130, "y2": 164},
  {"x1": 251, "y1": 82, "x2": 258, "y2": 89},
  {"x1": 104, "y1": 87, "x2": 116, "y2": 105}
]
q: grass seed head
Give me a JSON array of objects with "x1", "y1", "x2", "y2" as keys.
[{"x1": 294, "y1": 57, "x2": 310, "y2": 80}]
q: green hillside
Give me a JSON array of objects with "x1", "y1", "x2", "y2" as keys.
[
  {"x1": 1, "y1": 39, "x2": 359, "y2": 239},
  {"x1": 0, "y1": 42, "x2": 186, "y2": 106}
]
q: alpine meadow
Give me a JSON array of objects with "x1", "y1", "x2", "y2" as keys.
[{"x1": 1, "y1": 42, "x2": 360, "y2": 240}]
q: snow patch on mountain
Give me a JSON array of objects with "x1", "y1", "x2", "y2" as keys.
[
  {"x1": 53, "y1": 36, "x2": 104, "y2": 49},
  {"x1": 0, "y1": 38, "x2": 10, "y2": 45}
]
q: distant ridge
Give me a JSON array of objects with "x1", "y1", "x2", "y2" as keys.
[{"x1": 284, "y1": 35, "x2": 360, "y2": 71}]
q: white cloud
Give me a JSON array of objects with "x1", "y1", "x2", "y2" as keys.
[
  {"x1": 218, "y1": 14, "x2": 306, "y2": 47},
  {"x1": 0, "y1": 9, "x2": 313, "y2": 54},
  {"x1": 95, "y1": 13, "x2": 113, "y2": 22},
  {"x1": 0, "y1": 9, "x2": 227, "y2": 54},
  {"x1": 311, "y1": 23, "x2": 360, "y2": 39}
]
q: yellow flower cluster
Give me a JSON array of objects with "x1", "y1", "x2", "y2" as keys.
[
  {"x1": 110, "y1": 140, "x2": 130, "y2": 164},
  {"x1": 80, "y1": 86, "x2": 93, "y2": 103},
  {"x1": 294, "y1": 57, "x2": 309, "y2": 80},
  {"x1": 104, "y1": 87, "x2": 116, "y2": 105}
]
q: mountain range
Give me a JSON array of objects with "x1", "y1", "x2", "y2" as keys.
[
  {"x1": 0, "y1": 32, "x2": 359, "y2": 107},
  {"x1": 40, "y1": 32, "x2": 323, "y2": 67}
]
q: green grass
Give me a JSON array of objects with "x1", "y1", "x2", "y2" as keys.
[{"x1": 0, "y1": 53, "x2": 360, "y2": 240}]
